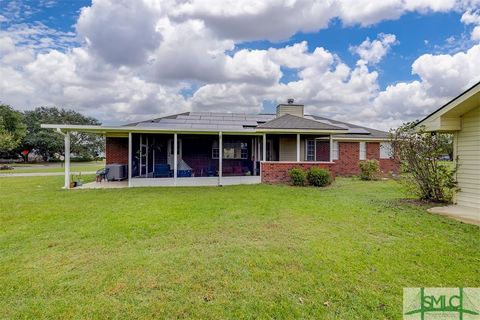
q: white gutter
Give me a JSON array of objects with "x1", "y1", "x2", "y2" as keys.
[{"x1": 41, "y1": 124, "x2": 349, "y2": 135}]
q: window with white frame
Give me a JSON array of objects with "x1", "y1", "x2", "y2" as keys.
[
  {"x1": 306, "y1": 139, "x2": 315, "y2": 161},
  {"x1": 212, "y1": 141, "x2": 248, "y2": 159},
  {"x1": 380, "y1": 142, "x2": 393, "y2": 159},
  {"x1": 359, "y1": 142, "x2": 366, "y2": 160},
  {"x1": 332, "y1": 141, "x2": 339, "y2": 160}
]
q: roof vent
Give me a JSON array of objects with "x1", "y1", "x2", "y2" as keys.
[{"x1": 287, "y1": 98, "x2": 294, "y2": 104}]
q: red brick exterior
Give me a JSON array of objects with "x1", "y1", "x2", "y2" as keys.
[
  {"x1": 261, "y1": 162, "x2": 336, "y2": 184},
  {"x1": 106, "y1": 137, "x2": 128, "y2": 165},
  {"x1": 333, "y1": 142, "x2": 398, "y2": 176},
  {"x1": 104, "y1": 135, "x2": 399, "y2": 183},
  {"x1": 333, "y1": 142, "x2": 360, "y2": 175}
]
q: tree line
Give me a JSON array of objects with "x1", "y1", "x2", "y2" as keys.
[{"x1": 0, "y1": 104, "x2": 104, "y2": 162}]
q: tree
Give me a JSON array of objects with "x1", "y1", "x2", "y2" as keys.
[
  {"x1": 23, "y1": 107, "x2": 104, "y2": 160},
  {"x1": 390, "y1": 122, "x2": 457, "y2": 202},
  {"x1": 0, "y1": 104, "x2": 27, "y2": 152}
]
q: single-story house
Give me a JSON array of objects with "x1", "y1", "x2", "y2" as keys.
[
  {"x1": 42, "y1": 100, "x2": 398, "y2": 188},
  {"x1": 416, "y1": 81, "x2": 480, "y2": 215}
]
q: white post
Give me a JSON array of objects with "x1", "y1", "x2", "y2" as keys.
[
  {"x1": 64, "y1": 132, "x2": 70, "y2": 189},
  {"x1": 139, "y1": 134, "x2": 142, "y2": 176},
  {"x1": 262, "y1": 134, "x2": 266, "y2": 161},
  {"x1": 296, "y1": 133, "x2": 301, "y2": 162},
  {"x1": 329, "y1": 135, "x2": 333, "y2": 162},
  {"x1": 146, "y1": 135, "x2": 149, "y2": 177},
  {"x1": 173, "y1": 133, "x2": 178, "y2": 185},
  {"x1": 218, "y1": 132, "x2": 223, "y2": 186},
  {"x1": 128, "y1": 132, "x2": 132, "y2": 187},
  {"x1": 252, "y1": 137, "x2": 257, "y2": 176}
]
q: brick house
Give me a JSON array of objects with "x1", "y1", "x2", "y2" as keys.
[{"x1": 42, "y1": 100, "x2": 398, "y2": 188}]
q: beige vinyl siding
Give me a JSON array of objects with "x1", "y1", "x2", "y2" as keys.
[
  {"x1": 279, "y1": 137, "x2": 296, "y2": 161},
  {"x1": 277, "y1": 105, "x2": 304, "y2": 118},
  {"x1": 279, "y1": 136, "x2": 306, "y2": 161},
  {"x1": 455, "y1": 106, "x2": 480, "y2": 209}
]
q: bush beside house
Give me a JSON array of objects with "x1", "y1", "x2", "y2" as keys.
[{"x1": 289, "y1": 167, "x2": 332, "y2": 187}]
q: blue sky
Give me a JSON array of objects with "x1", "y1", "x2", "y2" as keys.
[{"x1": 1, "y1": 0, "x2": 479, "y2": 129}]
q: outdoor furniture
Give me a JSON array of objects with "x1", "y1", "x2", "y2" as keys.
[
  {"x1": 96, "y1": 168, "x2": 109, "y2": 182},
  {"x1": 154, "y1": 164, "x2": 171, "y2": 177}
]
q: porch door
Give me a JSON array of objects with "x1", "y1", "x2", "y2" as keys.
[
  {"x1": 316, "y1": 140, "x2": 330, "y2": 161},
  {"x1": 167, "y1": 138, "x2": 182, "y2": 167}
]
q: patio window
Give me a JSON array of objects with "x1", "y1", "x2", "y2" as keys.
[
  {"x1": 306, "y1": 139, "x2": 315, "y2": 161},
  {"x1": 212, "y1": 141, "x2": 248, "y2": 159},
  {"x1": 380, "y1": 142, "x2": 393, "y2": 159}
]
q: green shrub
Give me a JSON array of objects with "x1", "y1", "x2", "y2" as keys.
[
  {"x1": 289, "y1": 167, "x2": 307, "y2": 186},
  {"x1": 359, "y1": 159, "x2": 380, "y2": 181},
  {"x1": 307, "y1": 167, "x2": 332, "y2": 187}
]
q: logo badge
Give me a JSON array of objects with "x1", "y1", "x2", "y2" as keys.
[{"x1": 404, "y1": 288, "x2": 480, "y2": 320}]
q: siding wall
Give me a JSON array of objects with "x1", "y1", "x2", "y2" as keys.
[
  {"x1": 279, "y1": 136, "x2": 297, "y2": 161},
  {"x1": 455, "y1": 106, "x2": 480, "y2": 208}
]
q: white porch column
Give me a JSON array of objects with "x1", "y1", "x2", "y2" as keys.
[
  {"x1": 252, "y1": 137, "x2": 257, "y2": 176},
  {"x1": 218, "y1": 131, "x2": 223, "y2": 186},
  {"x1": 296, "y1": 133, "x2": 301, "y2": 162},
  {"x1": 173, "y1": 133, "x2": 178, "y2": 185},
  {"x1": 262, "y1": 134, "x2": 266, "y2": 161},
  {"x1": 64, "y1": 132, "x2": 70, "y2": 189},
  {"x1": 128, "y1": 132, "x2": 132, "y2": 187},
  {"x1": 329, "y1": 135, "x2": 333, "y2": 162}
]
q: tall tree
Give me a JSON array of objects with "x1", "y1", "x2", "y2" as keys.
[
  {"x1": 23, "y1": 107, "x2": 104, "y2": 160},
  {"x1": 0, "y1": 104, "x2": 27, "y2": 152}
]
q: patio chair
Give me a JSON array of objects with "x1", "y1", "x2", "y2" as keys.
[
  {"x1": 153, "y1": 164, "x2": 171, "y2": 178},
  {"x1": 96, "y1": 167, "x2": 109, "y2": 182}
]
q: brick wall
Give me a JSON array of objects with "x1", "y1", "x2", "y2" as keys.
[
  {"x1": 106, "y1": 137, "x2": 128, "y2": 164},
  {"x1": 333, "y1": 142, "x2": 398, "y2": 175},
  {"x1": 333, "y1": 142, "x2": 360, "y2": 175},
  {"x1": 365, "y1": 142, "x2": 399, "y2": 174},
  {"x1": 261, "y1": 162, "x2": 336, "y2": 184}
]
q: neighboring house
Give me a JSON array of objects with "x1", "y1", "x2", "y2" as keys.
[
  {"x1": 42, "y1": 101, "x2": 397, "y2": 188},
  {"x1": 416, "y1": 81, "x2": 480, "y2": 211}
]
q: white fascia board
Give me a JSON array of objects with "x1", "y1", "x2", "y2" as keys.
[
  {"x1": 255, "y1": 128, "x2": 349, "y2": 134},
  {"x1": 332, "y1": 137, "x2": 391, "y2": 142},
  {"x1": 41, "y1": 124, "x2": 262, "y2": 135},
  {"x1": 41, "y1": 124, "x2": 348, "y2": 135},
  {"x1": 416, "y1": 82, "x2": 480, "y2": 126}
]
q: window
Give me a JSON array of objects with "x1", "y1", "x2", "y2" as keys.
[
  {"x1": 212, "y1": 141, "x2": 248, "y2": 159},
  {"x1": 380, "y1": 142, "x2": 393, "y2": 159},
  {"x1": 306, "y1": 139, "x2": 315, "y2": 161},
  {"x1": 332, "y1": 141, "x2": 339, "y2": 160},
  {"x1": 359, "y1": 142, "x2": 366, "y2": 160},
  {"x1": 212, "y1": 148, "x2": 219, "y2": 159}
]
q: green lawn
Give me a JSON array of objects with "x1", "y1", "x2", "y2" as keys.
[
  {"x1": 1, "y1": 161, "x2": 104, "y2": 173},
  {"x1": 0, "y1": 177, "x2": 478, "y2": 319}
]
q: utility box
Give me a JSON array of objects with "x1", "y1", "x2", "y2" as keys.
[{"x1": 106, "y1": 164, "x2": 127, "y2": 181}]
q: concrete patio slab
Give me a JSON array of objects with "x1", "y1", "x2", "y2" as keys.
[
  {"x1": 428, "y1": 205, "x2": 480, "y2": 226},
  {"x1": 77, "y1": 180, "x2": 128, "y2": 189},
  {"x1": 0, "y1": 171, "x2": 96, "y2": 177}
]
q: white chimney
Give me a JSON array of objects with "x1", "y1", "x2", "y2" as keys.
[{"x1": 276, "y1": 99, "x2": 304, "y2": 117}]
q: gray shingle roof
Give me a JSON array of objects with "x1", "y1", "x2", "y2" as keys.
[{"x1": 257, "y1": 114, "x2": 345, "y2": 130}]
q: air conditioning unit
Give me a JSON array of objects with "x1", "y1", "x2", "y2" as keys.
[{"x1": 106, "y1": 164, "x2": 127, "y2": 181}]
